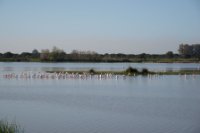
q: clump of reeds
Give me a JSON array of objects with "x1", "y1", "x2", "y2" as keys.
[{"x1": 0, "y1": 120, "x2": 24, "y2": 133}]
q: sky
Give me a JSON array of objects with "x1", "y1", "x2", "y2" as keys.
[{"x1": 0, "y1": 0, "x2": 200, "y2": 54}]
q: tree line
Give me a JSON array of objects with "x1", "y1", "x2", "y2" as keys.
[
  {"x1": 0, "y1": 44, "x2": 200, "y2": 62},
  {"x1": 178, "y1": 44, "x2": 200, "y2": 58}
]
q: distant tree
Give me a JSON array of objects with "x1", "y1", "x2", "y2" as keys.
[
  {"x1": 178, "y1": 44, "x2": 200, "y2": 58},
  {"x1": 85, "y1": 50, "x2": 98, "y2": 55},
  {"x1": 70, "y1": 49, "x2": 98, "y2": 61},
  {"x1": 138, "y1": 53, "x2": 146, "y2": 59},
  {"x1": 117, "y1": 53, "x2": 126, "y2": 58},
  {"x1": 70, "y1": 50, "x2": 78, "y2": 60},
  {"x1": 50, "y1": 46, "x2": 66, "y2": 61},
  {"x1": 178, "y1": 44, "x2": 193, "y2": 58},
  {"x1": 178, "y1": 44, "x2": 185, "y2": 55},
  {"x1": 32, "y1": 49, "x2": 40, "y2": 57},
  {"x1": 165, "y1": 51, "x2": 174, "y2": 58},
  {"x1": 71, "y1": 50, "x2": 79, "y2": 54},
  {"x1": 192, "y1": 44, "x2": 200, "y2": 58},
  {"x1": 0, "y1": 53, "x2": 2, "y2": 57},
  {"x1": 3, "y1": 52, "x2": 14, "y2": 58},
  {"x1": 20, "y1": 52, "x2": 32, "y2": 57},
  {"x1": 71, "y1": 50, "x2": 97, "y2": 55},
  {"x1": 40, "y1": 49, "x2": 50, "y2": 61},
  {"x1": 151, "y1": 54, "x2": 159, "y2": 58}
]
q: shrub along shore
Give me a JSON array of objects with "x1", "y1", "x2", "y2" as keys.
[{"x1": 0, "y1": 120, "x2": 24, "y2": 133}]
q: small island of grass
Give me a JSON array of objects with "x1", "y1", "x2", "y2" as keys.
[{"x1": 46, "y1": 67, "x2": 200, "y2": 76}]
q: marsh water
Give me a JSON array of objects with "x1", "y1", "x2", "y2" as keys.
[{"x1": 0, "y1": 62, "x2": 200, "y2": 133}]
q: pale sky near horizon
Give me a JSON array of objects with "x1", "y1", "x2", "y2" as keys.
[{"x1": 0, "y1": 0, "x2": 200, "y2": 54}]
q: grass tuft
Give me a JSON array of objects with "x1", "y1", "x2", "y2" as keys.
[{"x1": 0, "y1": 120, "x2": 24, "y2": 133}]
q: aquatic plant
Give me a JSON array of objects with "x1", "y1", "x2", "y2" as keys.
[{"x1": 0, "y1": 120, "x2": 24, "y2": 133}]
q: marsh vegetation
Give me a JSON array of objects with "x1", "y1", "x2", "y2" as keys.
[
  {"x1": 47, "y1": 67, "x2": 200, "y2": 76},
  {"x1": 0, "y1": 120, "x2": 23, "y2": 133}
]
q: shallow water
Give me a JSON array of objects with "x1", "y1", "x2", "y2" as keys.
[
  {"x1": 0, "y1": 62, "x2": 200, "y2": 72},
  {"x1": 0, "y1": 63, "x2": 200, "y2": 133}
]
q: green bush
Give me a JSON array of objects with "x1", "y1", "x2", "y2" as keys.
[
  {"x1": 125, "y1": 67, "x2": 138, "y2": 75},
  {"x1": 0, "y1": 120, "x2": 24, "y2": 133},
  {"x1": 88, "y1": 69, "x2": 95, "y2": 74},
  {"x1": 141, "y1": 68, "x2": 149, "y2": 75}
]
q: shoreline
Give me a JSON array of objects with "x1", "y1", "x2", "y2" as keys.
[{"x1": 0, "y1": 58, "x2": 200, "y2": 63}]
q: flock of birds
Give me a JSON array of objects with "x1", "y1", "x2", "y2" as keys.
[
  {"x1": 1, "y1": 71, "x2": 197, "y2": 80},
  {"x1": 2, "y1": 72, "x2": 124, "y2": 80}
]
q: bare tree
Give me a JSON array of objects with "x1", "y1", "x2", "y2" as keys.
[{"x1": 40, "y1": 49, "x2": 50, "y2": 61}]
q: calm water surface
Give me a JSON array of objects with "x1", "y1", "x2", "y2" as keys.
[
  {"x1": 0, "y1": 62, "x2": 200, "y2": 133},
  {"x1": 0, "y1": 62, "x2": 200, "y2": 72}
]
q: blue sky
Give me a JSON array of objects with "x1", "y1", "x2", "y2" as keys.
[{"x1": 0, "y1": 0, "x2": 200, "y2": 54}]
